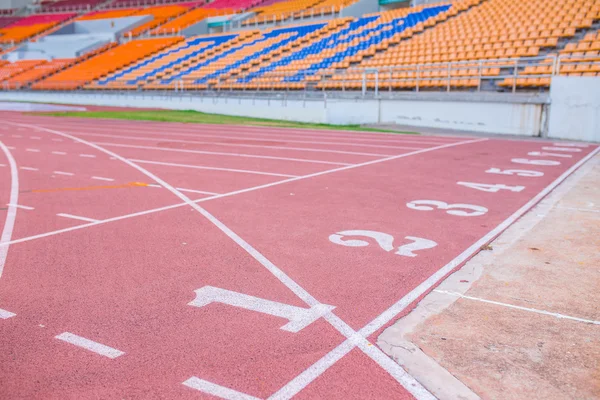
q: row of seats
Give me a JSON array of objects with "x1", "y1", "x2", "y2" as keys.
[
  {"x1": 33, "y1": 36, "x2": 181, "y2": 89},
  {"x1": 41, "y1": 0, "x2": 105, "y2": 12},
  {"x1": 243, "y1": 0, "x2": 354, "y2": 25},
  {"x1": 0, "y1": 13, "x2": 75, "y2": 44}
]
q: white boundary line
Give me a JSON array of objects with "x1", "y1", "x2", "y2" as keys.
[
  {"x1": 434, "y1": 290, "x2": 600, "y2": 325},
  {"x1": 129, "y1": 158, "x2": 299, "y2": 178},
  {"x1": 57, "y1": 213, "x2": 99, "y2": 223},
  {"x1": 183, "y1": 377, "x2": 261, "y2": 400},
  {"x1": 7, "y1": 204, "x2": 34, "y2": 210},
  {"x1": 55, "y1": 332, "x2": 124, "y2": 358},
  {"x1": 0, "y1": 308, "x2": 16, "y2": 319},
  {"x1": 270, "y1": 145, "x2": 600, "y2": 399},
  {"x1": 0, "y1": 141, "x2": 18, "y2": 279},
  {"x1": 91, "y1": 176, "x2": 115, "y2": 182}
]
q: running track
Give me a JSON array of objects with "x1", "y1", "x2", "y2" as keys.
[{"x1": 0, "y1": 112, "x2": 597, "y2": 399}]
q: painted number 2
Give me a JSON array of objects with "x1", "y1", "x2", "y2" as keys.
[
  {"x1": 329, "y1": 230, "x2": 437, "y2": 257},
  {"x1": 406, "y1": 200, "x2": 488, "y2": 217}
]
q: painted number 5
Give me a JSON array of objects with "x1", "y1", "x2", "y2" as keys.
[
  {"x1": 406, "y1": 200, "x2": 488, "y2": 217},
  {"x1": 329, "y1": 230, "x2": 437, "y2": 258}
]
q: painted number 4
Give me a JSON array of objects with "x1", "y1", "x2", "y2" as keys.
[{"x1": 329, "y1": 230, "x2": 437, "y2": 257}]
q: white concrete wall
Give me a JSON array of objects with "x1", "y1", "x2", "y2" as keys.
[
  {"x1": 548, "y1": 76, "x2": 600, "y2": 143},
  {"x1": 0, "y1": 91, "x2": 544, "y2": 136}
]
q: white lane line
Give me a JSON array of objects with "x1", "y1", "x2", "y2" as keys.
[
  {"x1": 7, "y1": 204, "x2": 34, "y2": 210},
  {"x1": 92, "y1": 140, "x2": 371, "y2": 162},
  {"x1": 183, "y1": 377, "x2": 260, "y2": 400},
  {"x1": 49, "y1": 120, "x2": 460, "y2": 145},
  {"x1": 146, "y1": 183, "x2": 162, "y2": 188},
  {"x1": 0, "y1": 164, "x2": 5, "y2": 167},
  {"x1": 273, "y1": 145, "x2": 600, "y2": 399},
  {"x1": 91, "y1": 176, "x2": 114, "y2": 182},
  {"x1": 55, "y1": 332, "x2": 124, "y2": 358},
  {"x1": 79, "y1": 154, "x2": 96, "y2": 158},
  {"x1": 30, "y1": 136, "x2": 41, "y2": 140},
  {"x1": 129, "y1": 158, "x2": 298, "y2": 178},
  {"x1": 0, "y1": 308, "x2": 16, "y2": 319},
  {"x1": 52, "y1": 151, "x2": 66, "y2": 155},
  {"x1": 19, "y1": 166, "x2": 38, "y2": 171},
  {"x1": 177, "y1": 187, "x2": 219, "y2": 195},
  {"x1": 68, "y1": 129, "x2": 426, "y2": 151},
  {"x1": 0, "y1": 142, "x2": 19, "y2": 279},
  {"x1": 57, "y1": 213, "x2": 99, "y2": 223},
  {"x1": 434, "y1": 290, "x2": 600, "y2": 325},
  {"x1": 51, "y1": 138, "x2": 63, "y2": 142},
  {"x1": 12, "y1": 122, "x2": 461, "y2": 400},
  {"x1": 25, "y1": 148, "x2": 40, "y2": 153},
  {"x1": 75, "y1": 132, "x2": 392, "y2": 158},
  {"x1": 53, "y1": 171, "x2": 74, "y2": 176},
  {"x1": 11, "y1": 135, "x2": 22, "y2": 138}
]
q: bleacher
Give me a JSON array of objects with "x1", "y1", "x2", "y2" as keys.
[{"x1": 0, "y1": 0, "x2": 598, "y2": 93}]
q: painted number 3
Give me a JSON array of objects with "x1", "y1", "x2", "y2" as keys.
[
  {"x1": 329, "y1": 230, "x2": 437, "y2": 257},
  {"x1": 406, "y1": 200, "x2": 488, "y2": 217}
]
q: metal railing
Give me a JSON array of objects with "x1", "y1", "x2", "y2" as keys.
[
  {"x1": 2, "y1": 54, "x2": 598, "y2": 94},
  {"x1": 99, "y1": 0, "x2": 210, "y2": 9}
]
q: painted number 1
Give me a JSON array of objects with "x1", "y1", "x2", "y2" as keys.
[{"x1": 329, "y1": 230, "x2": 437, "y2": 257}]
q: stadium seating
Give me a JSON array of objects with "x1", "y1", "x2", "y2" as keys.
[
  {"x1": 0, "y1": 59, "x2": 46, "y2": 82},
  {"x1": 32, "y1": 36, "x2": 182, "y2": 89},
  {"x1": 243, "y1": 0, "x2": 354, "y2": 26},
  {"x1": 0, "y1": 17, "x2": 21, "y2": 30},
  {"x1": 151, "y1": 7, "x2": 226, "y2": 34},
  {"x1": 2, "y1": 59, "x2": 70, "y2": 88},
  {"x1": 0, "y1": 13, "x2": 75, "y2": 44},
  {"x1": 78, "y1": 8, "x2": 142, "y2": 20},
  {"x1": 42, "y1": 0, "x2": 106, "y2": 12}
]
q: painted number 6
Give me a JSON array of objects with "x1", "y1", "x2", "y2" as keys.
[
  {"x1": 406, "y1": 200, "x2": 488, "y2": 217},
  {"x1": 329, "y1": 230, "x2": 437, "y2": 258}
]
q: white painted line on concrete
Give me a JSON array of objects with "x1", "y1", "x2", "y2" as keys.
[
  {"x1": 0, "y1": 141, "x2": 18, "y2": 280},
  {"x1": 0, "y1": 308, "x2": 16, "y2": 319},
  {"x1": 91, "y1": 176, "x2": 114, "y2": 182},
  {"x1": 183, "y1": 377, "x2": 260, "y2": 400},
  {"x1": 55, "y1": 332, "x2": 124, "y2": 358},
  {"x1": 129, "y1": 158, "x2": 298, "y2": 178},
  {"x1": 52, "y1": 151, "x2": 66, "y2": 155},
  {"x1": 79, "y1": 154, "x2": 96, "y2": 158},
  {"x1": 555, "y1": 206, "x2": 599, "y2": 213},
  {"x1": 57, "y1": 213, "x2": 99, "y2": 223},
  {"x1": 434, "y1": 290, "x2": 600, "y2": 325},
  {"x1": 25, "y1": 148, "x2": 40, "y2": 153},
  {"x1": 53, "y1": 171, "x2": 74, "y2": 176},
  {"x1": 146, "y1": 183, "x2": 162, "y2": 188},
  {"x1": 19, "y1": 166, "x2": 38, "y2": 171},
  {"x1": 7, "y1": 204, "x2": 34, "y2": 210}
]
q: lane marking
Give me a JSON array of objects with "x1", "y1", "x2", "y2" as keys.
[
  {"x1": 274, "y1": 145, "x2": 600, "y2": 398},
  {"x1": 52, "y1": 151, "x2": 66, "y2": 155},
  {"x1": 93, "y1": 140, "x2": 374, "y2": 162},
  {"x1": 6, "y1": 146, "x2": 15, "y2": 150},
  {"x1": 74, "y1": 132, "x2": 395, "y2": 158},
  {"x1": 91, "y1": 176, "x2": 114, "y2": 182},
  {"x1": 33, "y1": 182, "x2": 147, "y2": 193},
  {"x1": 11, "y1": 135, "x2": 22, "y2": 138},
  {"x1": 55, "y1": 332, "x2": 124, "y2": 358},
  {"x1": 129, "y1": 158, "x2": 299, "y2": 178},
  {"x1": 0, "y1": 308, "x2": 16, "y2": 319},
  {"x1": 79, "y1": 154, "x2": 96, "y2": 158},
  {"x1": 183, "y1": 377, "x2": 261, "y2": 400},
  {"x1": 177, "y1": 187, "x2": 219, "y2": 195},
  {"x1": 434, "y1": 290, "x2": 600, "y2": 325},
  {"x1": 20, "y1": 166, "x2": 38, "y2": 171},
  {"x1": 0, "y1": 141, "x2": 19, "y2": 279},
  {"x1": 30, "y1": 136, "x2": 41, "y2": 140},
  {"x1": 53, "y1": 171, "x2": 75, "y2": 176},
  {"x1": 0, "y1": 164, "x2": 5, "y2": 167},
  {"x1": 57, "y1": 213, "x2": 99, "y2": 223},
  {"x1": 26, "y1": 148, "x2": 40, "y2": 152},
  {"x1": 7, "y1": 203, "x2": 34, "y2": 210},
  {"x1": 51, "y1": 138, "x2": 63, "y2": 142},
  {"x1": 11, "y1": 122, "x2": 455, "y2": 400}
]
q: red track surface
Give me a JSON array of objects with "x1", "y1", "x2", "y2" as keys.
[{"x1": 0, "y1": 112, "x2": 597, "y2": 399}]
